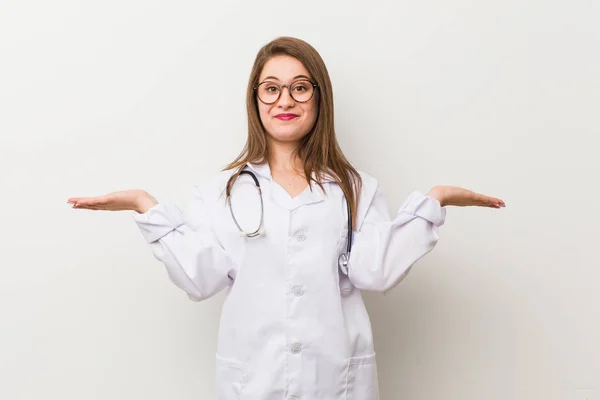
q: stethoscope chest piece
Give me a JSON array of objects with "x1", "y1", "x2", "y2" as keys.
[{"x1": 338, "y1": 253, "x2": 349, "y2": 275}]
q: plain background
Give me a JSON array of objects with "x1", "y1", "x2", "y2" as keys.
[{"x1": 1, "y1": 0, "x2": 599, "y2": 399}]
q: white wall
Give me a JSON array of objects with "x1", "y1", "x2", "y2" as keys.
[{"x1": 1, "y1": 0, "x2": 599, "y2": 398}]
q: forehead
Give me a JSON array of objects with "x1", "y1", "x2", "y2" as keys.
[{"x1": 259, "y1": 55, "x2": 311, "y2": 81}]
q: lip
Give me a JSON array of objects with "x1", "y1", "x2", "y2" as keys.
[{"x1": 274, "y1": 113, "x2": 299, "y2": 121}]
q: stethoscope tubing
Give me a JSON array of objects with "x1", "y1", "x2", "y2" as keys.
[{"x1": 227, "y1": 169, "x2": 353, "y2": 270}]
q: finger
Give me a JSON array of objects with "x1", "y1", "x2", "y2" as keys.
[
  {"x1": 69, "y1": 197, "x2": 96, "y2": 205},
  {"x1": 74, "y1": 205, "x2": 112, "y2": 211},
  {"x1": 488, "y1": 196, "x2": 505, "y2": 207},
  {"x1": 69, "y1": 194, "x2": 113, "y2": 206},
  {"x1": 72, "y1": 203, "x2": 129, "y2": 211},
  {"x1": 477, "y1": 194, "x2": 504, "y2": 207},
  {"x1": 67, "y1": 197, "x2": 87, "y2": 204},
  {"x1": 72, "y1": 203, "x2": 98, "y2": 210},
  {"x1": 72, "y1": 200, "x2": 95, "y2": 208},
  {"x1": 474, "y1": 193, "x2": 490, "y2": 206},
  {"x1": 76, "y1": 197, "x2": 110, "y2": 207},
  {"x1": 487, "y1": 198, "x2": 505, "y2": 208}
]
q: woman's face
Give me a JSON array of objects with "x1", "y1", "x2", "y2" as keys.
[{"x1": 256, "y1": 55, "x2": 318, "y2": 145}]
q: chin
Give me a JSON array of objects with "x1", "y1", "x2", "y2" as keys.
[
  {"x1": 270, "y1": 134, "x2": 304, "y2": 143},
  {"x1": 267, "y1": 128, "x2": 310, "y2": 143}
]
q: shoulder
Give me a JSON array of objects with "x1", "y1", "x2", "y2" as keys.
[
  {"x1": 193, "y1": 168, "x2": 238, "y2": 202},
  {"x1": 354, "y1": 169, "x2": 384, "y2": 228},
  {"x1": 355, "y1": 169, "x2": 379, "y2": 203},
  {"x1": 356, "y1": 170, "x2": 378, "y2": 191},
  {"x1": 327, "y1": 169, "x2": 378, "y2": 204}
]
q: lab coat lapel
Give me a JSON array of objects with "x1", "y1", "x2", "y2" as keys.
[
  {"x1": 245, "y1": 162, "x2": 335, "y2": 211},
  {"x1": 286, "y1": 181, "x2": 327, "y2": 210}
]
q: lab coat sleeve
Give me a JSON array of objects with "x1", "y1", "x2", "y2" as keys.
[
  {"x1": 132, "y1": 185, "x2": 234, "y2": 301},
  {"x1": 346, "y1": 188, "x2": 446, "y2": 292}
]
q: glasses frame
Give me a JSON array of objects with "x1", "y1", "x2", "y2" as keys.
[{"x1": 254, "y1": 79, "x2": 319, "y2": 105}]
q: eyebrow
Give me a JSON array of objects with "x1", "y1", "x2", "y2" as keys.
[{"x1": 261, "y1": 74, "x2": 311, "y2": 81}]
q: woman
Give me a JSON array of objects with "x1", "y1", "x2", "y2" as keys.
[{"x1": 68, "y1": 37, "x2": 504, "y2": 399}]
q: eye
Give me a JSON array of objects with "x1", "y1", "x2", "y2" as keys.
[
  {"x1": 293, "y1": 83, "x2": 310, "y2": 92},
  {"x1": 265, "y1": 85, "x2": 279, "y2": 93}
]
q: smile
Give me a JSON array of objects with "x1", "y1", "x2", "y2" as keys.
[{"x1": 275, "y1": 113, "x2": 298, "y2": 121}]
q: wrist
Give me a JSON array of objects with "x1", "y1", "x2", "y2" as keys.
[
  {"x1": 135, "y1": 192, "x2": 158, "y2": 214},
  {"x1": 426, "y1": 186, "x2": 447, "y2": 207}
]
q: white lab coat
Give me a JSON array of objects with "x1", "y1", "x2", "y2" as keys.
[{"x1": 132, "y1": 162, "x2": 446, "y2": 400}]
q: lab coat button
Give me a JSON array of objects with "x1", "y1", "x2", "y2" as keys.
[
  {"x1": 292, "y1": 285, "x2": 304, "y2": 296},
  {"x1": 295, "y1": 231, "x2": 306, "y2": 242},
  {"x1": 290, "y1": 343, "x2": 301, "y2": 354}
]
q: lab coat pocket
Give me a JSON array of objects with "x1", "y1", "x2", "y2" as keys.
[
  {"x1": 345, "y1": 353, "x2": 379, "y2": 400},
  {"x1": 215, "y1": 354, "x2": 246, "y2": 400}
]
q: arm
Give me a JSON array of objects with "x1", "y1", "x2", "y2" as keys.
[
  {"x1": 345, "y1": 188, "x2": 446, "y2": 292},
  {"x1": 132, "y1": 185, "x2": 235, "y2": 301}
]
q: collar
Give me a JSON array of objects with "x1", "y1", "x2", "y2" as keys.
[
  {"x1": 246, "y1": 162, "x2": 337, "y2": 183},
  {"x1": 245, "y1": 162, "x2": 272, "y2": 180}
]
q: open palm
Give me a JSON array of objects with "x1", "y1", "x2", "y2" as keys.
[
  {"x1": 429, "y1": 186, "x2": 505, "y2": 208},
  {"x1": 67, "y1": 189, "x2": 156, "y2": 212}
]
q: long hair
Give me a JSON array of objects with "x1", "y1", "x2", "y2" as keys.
[{"x1": 224, "y1": 36, "x2": 362, "y2": 228}]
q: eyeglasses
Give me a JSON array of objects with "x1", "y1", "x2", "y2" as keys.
[{"x1": 254, "y1": 79, "x2": 318, "y2": 105}]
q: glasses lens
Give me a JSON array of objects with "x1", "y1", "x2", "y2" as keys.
[
  {"x1": 290, "y1": 80, "x2": 314, "y2": 102},
  {"x1": 257, "y1": 81, "x2": 280, "y2": 104}
]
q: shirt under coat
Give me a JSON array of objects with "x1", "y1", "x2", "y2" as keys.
[{"x1": 132, "y1": 162, "x2": 446, "y2": 400}]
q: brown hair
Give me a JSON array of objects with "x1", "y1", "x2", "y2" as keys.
[{"x1": 224, "y1": 36, "x2": 362, "y2": 228}]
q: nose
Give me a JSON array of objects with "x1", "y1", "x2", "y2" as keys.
[{"x1": 277, "y1": 85, "x2": 295, "y2": 108}]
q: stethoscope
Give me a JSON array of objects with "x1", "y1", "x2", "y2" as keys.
[{"x1": 226, "y1": 170, "x2": 353, "y2": 272}]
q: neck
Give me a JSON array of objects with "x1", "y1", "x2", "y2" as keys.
[{"x1": 268, "y1": 140, "x2": 304, "y2": 176}]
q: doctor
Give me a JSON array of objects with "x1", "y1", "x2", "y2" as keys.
[{"x1": 68, "y1": 37, "x2": 505, "y2": 399}]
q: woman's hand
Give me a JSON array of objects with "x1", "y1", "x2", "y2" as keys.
[
  {"x1": 67, "y1": 190, "x2": 158, "y2": 214},
  {"x1": 426, "y1": 186, "x2": 505, "y2": 208}
]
